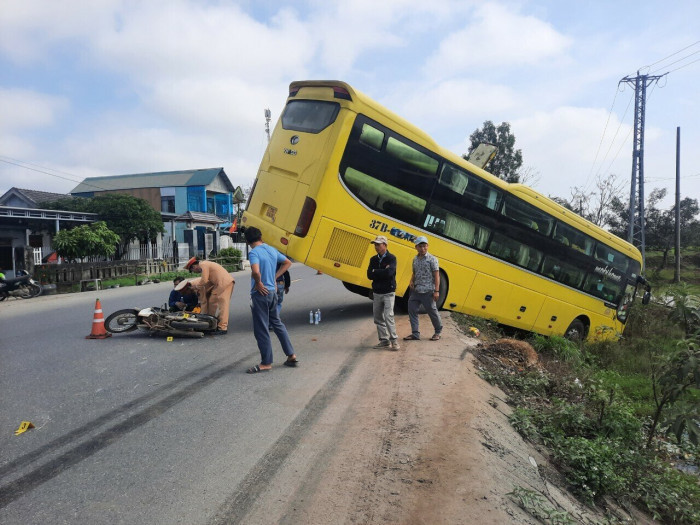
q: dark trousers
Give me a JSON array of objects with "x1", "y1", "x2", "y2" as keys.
[{"x1": 407, "y1": 291, "x2": 442, "y2": 338}]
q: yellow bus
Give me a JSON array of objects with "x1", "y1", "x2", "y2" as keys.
[{"x1": 242, "y1": 80, "x2": 650, "y2": 340}]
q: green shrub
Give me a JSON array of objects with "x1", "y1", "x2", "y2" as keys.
[
  {"x1": 216, "y1": 247, "x2": 242, "y2": 265},
  {"x1": 508, "y1": 407, "x2": 539, "y2": 442},
  {"x1": 552, "y1": 436, "x2": 629, "y2": 503},
  {"x1": 531, "y1": 334, "x2": 583, "y2": 365},
  {"x1": 631, "y1": 455, "x2": 700, "y2": 524}
]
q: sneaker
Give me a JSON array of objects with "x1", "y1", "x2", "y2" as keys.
[
  {"x1": 390, "y1": 340, "x2": 400, "y2": 350},
  {"x1": 372, "y1": 341, "x2": 390, "y2": 349},
  {"x1": 212, "y1": 329, "x2": 228, "y2": 336}
]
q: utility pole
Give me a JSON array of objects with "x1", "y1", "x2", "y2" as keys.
[
  {"x1": 674, "y1": 127, "x2": 681, "y2": 283},
  {"x1": 618, "y1": 71, "x2": 666, "y2": 267},
  {"x1": 264, "y1": 108, "x2": 272, "y2": 143}
]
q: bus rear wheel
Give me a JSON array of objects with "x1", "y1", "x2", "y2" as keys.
[
  {"x1": 396, "y1": 270, "x2": 448, "y2": 313},
  {"x1": 564, "y1": 319, "x2": 587, "y2": 341},
  {"x1": 436, "y1": 270, "x2": 448, "y2": 310}
]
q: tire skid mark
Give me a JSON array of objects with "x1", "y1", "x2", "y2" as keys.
[
  {"x1": 0, "y1": 358, "x2": 228, "y2": 479},
  {"x1": 207, "y1": 349, "x2": 363, "y2": 525},
  {"x1": 0, "y1": 356, "x2": 248, "y2": 509},
  {"x1": 350, "y1": 356, "x2": 402, "y2": 524}
]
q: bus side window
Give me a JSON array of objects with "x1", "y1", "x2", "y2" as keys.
[
  {"x1": 594, "y1": 244, "x2": 629, "y2": 273},
  {"x1": 501, "y1": 198, "x2": 552, "y2": 235},
  {"x1": 553, "y1": 233, "x2": 570, "y2": 246},
  {"x1": 556, "y1": 222, "x2": 594, "y2": 256},
  {"x1": 359, "y1": 124, "x2": 384, "y2": 150},
  {"x1": 424, "y1": 205, "x2": 489, "y2": 249}
]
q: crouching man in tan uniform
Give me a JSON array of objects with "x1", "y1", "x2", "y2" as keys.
[{"x1": 184, "y1": 256, "x2": 235, "y2": 335}]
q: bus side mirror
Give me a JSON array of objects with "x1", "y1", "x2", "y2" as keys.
[{"x1": 642, "y1": 291, "x2": 651, "y2": 305}]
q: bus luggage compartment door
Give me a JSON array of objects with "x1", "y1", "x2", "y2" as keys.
[
  {"x1": 505, "y1": 285, "x2": 545, "y2": 330},
  {"x1": 462, "y1": 273, "x2": 513, "y2": 323}
]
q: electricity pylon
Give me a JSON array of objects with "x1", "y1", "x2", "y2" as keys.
[{"x1": 618, "y1": 71, "x2": 666, "y2": 266}]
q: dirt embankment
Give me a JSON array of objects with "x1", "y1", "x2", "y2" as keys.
[{"x1": 240, "y1": 313, "x2": 649, "y2": 524}]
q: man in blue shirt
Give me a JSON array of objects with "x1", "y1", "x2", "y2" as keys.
[{"x1": 244, "y1": 226, "x2": 298, "y2": 373}]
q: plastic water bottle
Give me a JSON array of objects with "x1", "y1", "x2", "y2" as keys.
[
  {"x1": 316, "y1": 308, "x2": 322, "y2": 322},
  {"x1": 314, "y1": 309, "x2": 319, "y2": 324},
  {"x1": 309, "y1": 310, "x2": 314, "y2": 324}
]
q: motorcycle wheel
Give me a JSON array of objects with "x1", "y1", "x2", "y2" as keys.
[
  {"x1": 171, "y1": 320, "x2": 211, "y2": 331},
  {"x1": 24, "y1": 283, "x2": 42, "y2": 298},
  {"x1": 105, "y1": 309, "x2": 140, "y2": 333}
]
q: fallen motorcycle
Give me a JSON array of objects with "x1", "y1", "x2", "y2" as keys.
[
  {"x1": 0, "y1": 271, "x2": 43, "y2": 301},
  {"x1": 104, "y1": 306, "x2": 218, "y2": 338}
]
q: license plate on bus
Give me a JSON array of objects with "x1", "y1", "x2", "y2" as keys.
[{"x1": 265, "y1": 205, "x2": 277, "y2": 222}]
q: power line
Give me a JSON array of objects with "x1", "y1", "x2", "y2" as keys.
[
  {"x1": 588, "y1": 92, "x2": 634, "y2": 187},
  {"x1": 0, "y1": 156, "x2": 111, "y2": 192},
  {"x1": 584, "y1": 87, "x2": 620, "y2": 191},
  {"x1": 646, "y1": 172, "x2": 700, "y2": 182},
  {"x1": 650, "y1": 48, "x2": 700, "y2": 75},
  {"x1": 665, "y1": 56, "x2": 700, "y2": 74},
  {"x1": 643, "y1": 40, "x2": 700, "y2": 69},
  {"x1": 0, "y1": 157, "x2": 81, "y2": 184}
]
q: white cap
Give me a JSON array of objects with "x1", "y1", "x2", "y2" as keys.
[{"x1": 414, "y1": 235, "x2": 428, "y2": 245}]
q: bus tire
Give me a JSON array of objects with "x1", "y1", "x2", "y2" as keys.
[
  {"x1": 564, "y1": 318, "x2": 587, "y2": 341},
  {"x1": 392, "y1": 287, "x2": 407, "y2": 313},
  {"x1": 342, "y1": 281, "x2": 371, "y2": 298},
  {"x1": 436, "y1": 270, "x2": 448, "y2": 310}
]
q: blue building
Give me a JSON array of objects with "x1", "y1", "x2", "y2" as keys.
[{"x1": 70, "y1": 167, "x2": 241, "y2": 245}]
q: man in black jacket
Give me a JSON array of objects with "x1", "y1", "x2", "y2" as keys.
[{"x1": 367, "y1": 235, "x2": 399, "y2": 350}]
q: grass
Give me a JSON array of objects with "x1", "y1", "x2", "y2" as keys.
[{"x1": 454, "y1": 248, "x2": 700, "y2": 524}]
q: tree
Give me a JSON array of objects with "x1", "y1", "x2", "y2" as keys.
[
  {"x1": 52, "y1": 221, "x2": 121, "y2": 260},
  {"x1": 646, "y1": 339, "x2": 700, "y2": 448},
  {"x1": 45, "y1": 193, "x2": 165, "y2": 257},
  {"x1": 464, "y1": 121, "x2": 523, "y2": 182},
  {"x1": 87, "y1": 194, "x2": 164, "y2": 254},
  {"x1": 607, "y1": 189, "x2": 700, "y2": 268},
  {"x1": 560, "y1": 173, "x2": 626, "y2": 228}
]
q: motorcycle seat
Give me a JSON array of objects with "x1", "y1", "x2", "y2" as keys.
[{"x1": 0, "y1": 275, "x2": 31, "y2": 286}]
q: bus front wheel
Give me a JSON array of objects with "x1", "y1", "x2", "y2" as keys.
[{"x1": 564, "y1": 319, "x2": 587, "y2": 341}]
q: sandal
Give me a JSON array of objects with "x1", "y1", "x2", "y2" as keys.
[
  {"x1": 403, "y1": 334, "x2": 420, "y2": 341},
  {"x1": 283, "y1": 358, "x2": 299, "y2": 367},
  {"x1": 430, "y1": 334, "x2": 441, "y2": 341},
  {"x1": 246, "y1": 365, "x2": 271, "y2": 374}
]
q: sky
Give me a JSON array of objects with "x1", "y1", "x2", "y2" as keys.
[{"x1": 1, "y1": 0, "x2": 699, "y2": 210}]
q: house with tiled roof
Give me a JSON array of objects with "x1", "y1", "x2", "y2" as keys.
[
  {"x1": 0, "y1": 188, "x2": 96, "y2": 276},
  {"x1": 0, "y1": 188, "x2": 70, "y2": 208}
]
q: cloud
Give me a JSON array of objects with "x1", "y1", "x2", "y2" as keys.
[
  {"x1": 512, "y1": 106, "x2": 633, "y2": 197},
  {"x1": 0, "y1": 88, "x2": 68, "y2": 131},
  {"x1": 394, "y1": 79, "x2": 518, "y2": 127},
  {"x1": 424, "y1": 3, "x2": 571, "y2": 79},
  {"x1": 93, "y1": 4, "x2": 314, "y2": 84},
  {"x1": 0, "y1": 1, "x2": 120, "y2": 63}
]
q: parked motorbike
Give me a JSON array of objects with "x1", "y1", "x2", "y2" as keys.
[
  {"x1": 0, "y1": 270, "x2": 43, "y2": 301},
  {"x1": 104, "y1": 306, "x2": 218, "y2": 338}
]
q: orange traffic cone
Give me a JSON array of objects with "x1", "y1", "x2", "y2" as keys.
[{"x1": 86, "y1": 298, "x2": 112, "y2": 339}]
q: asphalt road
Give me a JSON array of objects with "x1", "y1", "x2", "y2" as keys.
[{"x1": 0, "y1": 263, "x2": 376, "y2": 524}]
